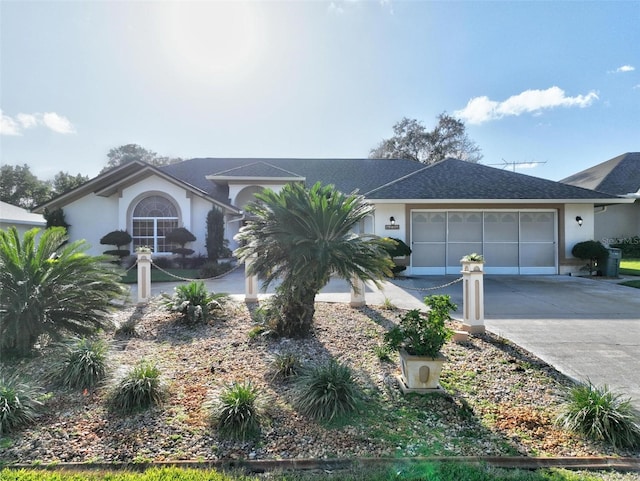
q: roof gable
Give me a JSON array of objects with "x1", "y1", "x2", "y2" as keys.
[
  {"x1": 561, "y1": 153, "x2": 640, "y2": 196},
  {"x1": 207, "y1": 161, "x2": 305, "y2": 182}
]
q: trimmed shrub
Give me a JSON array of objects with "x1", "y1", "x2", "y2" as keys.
[
  {"x1": 214, "y1": 381, "x2": 263, "y2": 440},
  {"x1": 556, "y1": 381, "x2": 640, "y2": 450},
  {"x1": 205, "y1": 208, "x2": 225, "y2": 262},
  {"x1": 382, "y1": 237, "x2": 412, "y2": 275},
  {"x1": 162, "y1": 281, "x2": 228, "y2": 324},
  {"x1": 109, "y1": 361, "x2": 165, "y2": 414},
  {"x1": 50, "y1": 337, "x2": 109, "y2": 389},
  {"x1": 295, "y1": 360, "x2": 361, "y2": 422},
  {"x1": 0, "y1": 373, "x2": 42, "y2": 435},
  {"x1": 571, "y1": 240, "x2": 608, "y2": 274}
]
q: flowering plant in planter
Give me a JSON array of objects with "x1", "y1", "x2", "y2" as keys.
[
  {"x1": 384, "y1": 295, "x2": 456, "y2": 358},
  {"x1": 460, "y1": 253, "x2": 484, "y2": 262}
]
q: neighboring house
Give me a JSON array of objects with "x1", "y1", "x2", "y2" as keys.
[
  {"x1": 561, "y1": 152, "x2": 640, "y2": 245},
  {"x1": 0, "y1": 200, "x2": 46, "y2": 236},
  {"x1": 34, "y1": 157, "x2": 633, "y2": 275}
]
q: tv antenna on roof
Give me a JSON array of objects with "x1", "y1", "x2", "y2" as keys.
[{"x1": 487, "y1": 159, "x2": 547, "y2": 172}]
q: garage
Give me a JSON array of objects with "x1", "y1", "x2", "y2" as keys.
[{"x1": 410, "y1": 210, "x2": 558, "y2": 275}]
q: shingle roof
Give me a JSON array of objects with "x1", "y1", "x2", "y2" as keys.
[
  {"x1": 208, "y1": 161, "x2": 305, "y2": 180},
  {"x1": 160, "y1": 158, "x2": 423, "y2": 202},
  {"x1": 365, "y1": 158, "x2": 622, "y2": 200},
  {"x1": 560, "y1": 152, "x2": 640, "y2": 196}
]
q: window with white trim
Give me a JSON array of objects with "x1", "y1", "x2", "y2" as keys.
[{"x1": 131, "y1": 195, "x2": 179, "y2": 253}]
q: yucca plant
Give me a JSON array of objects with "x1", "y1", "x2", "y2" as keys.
[
  {"x1": 295, "y1": 360, "x2": 361, "y2": 422},
  {"x1": 0, "y1": 227, "x2": 125, "y2": 358},
  {"x1": 109, "y1": 361, "x2": 165, "y2": 414},
  {"x1": 0, "y1": 373, "x2": 42, "y2": 435},
  {"x1": 556, "y1": 381, "x2": 640, "y2": 450},
  {"x1": 50, "y1": 337, "x2": 109, "y2": 389},
  {"x1": 163, "y1": 281, "x2": 227, "y2": 323},
  {"x1": 270, "y1": 352, "x2": 301, "y2": 381},
  {"x1": 214, "y1": 381, "x2": 263, "y2": 440}
]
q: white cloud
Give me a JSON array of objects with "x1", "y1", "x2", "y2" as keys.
[
  {"x1": 455, "y1": 86, "x2": 599, "y2": 125},
  {"x1": 0, "y1": 110, "x2": 21, "y2": 135},
  {"x1": 328, "y1": 2, "x2": 344, "y2": 14},
  {"x1": 616, "y1": 65, "x2": 635, "y2": 73},
  {"x1": 0, "y1": 110, "x2": 76, "y2": 135},
  {"x1": 16, "y1": 113, "x2": 38, "y2": 129},
  {"x1": 42, "y1": 112, "x2": 76, "y2": 134}
]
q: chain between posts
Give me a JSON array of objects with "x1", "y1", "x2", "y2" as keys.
[
  {"x1": 149, "y1": 261, "x2": 242, "y2": 282},
  {"x1": 387, "y1": 276, "x2": 463, "y2": 292}
]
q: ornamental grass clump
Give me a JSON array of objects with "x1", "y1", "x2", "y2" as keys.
[
  {"x1": 384, "y1": 295, "x2": 456, "y2": 357},
  {"x1": 295, "y1": 360, "x2": 361, "y2": 422},
  {"x1": 214, "y1": 381, "x2": 263, "y2": 440},
  {"x1": 163, "y1": 281, "x2": 228, "y2": 324},
  {"x1": 270, "y1": 352, "x2": 301, "y2": 381},
  {"x1": 50, "y1": 337, "x2": 109, "y2": 389},
  {"x1": 556, "y1": 381, "x2": 640, "y2": 450},
  {"x1": 109, "y1": 361, "x2": 165, "y2": 414},
  {"x1": 0, "y1": 373, "x2": 42, "y2": 435}
]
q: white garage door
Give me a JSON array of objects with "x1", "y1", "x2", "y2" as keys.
[{"x1": 411, "y1": 210, "x2": 557, "y2": 275}]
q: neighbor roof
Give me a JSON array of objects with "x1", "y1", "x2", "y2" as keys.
[
  {"x1": 365, "y1": 158, "x2": 624, "y2": 202},
  {"x1": 0, "y1": 201, "x2": 46, "y2": 226},
  {"x1": 561, "y1": 152, "x2": 640, "y2": 196}
]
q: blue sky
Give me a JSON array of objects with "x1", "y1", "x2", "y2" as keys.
[{"x1": 1, "y1": 0, "x2": 638, "y2": 182}]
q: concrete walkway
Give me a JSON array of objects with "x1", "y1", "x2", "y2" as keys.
[{"x1": 128, "y1": 268, "x2": 640, "y2": 410}]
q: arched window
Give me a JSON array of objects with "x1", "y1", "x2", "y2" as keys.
[{"x1": 131, "y1": 195, "x2": 179, "y2": 253}]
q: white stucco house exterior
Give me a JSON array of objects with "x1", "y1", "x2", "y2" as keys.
[
  {"x1": 1, "y1": 200, "x2": 46, "y2": 236},
  {"x1": 561, "y1": 152, "x2": 640, "y2": 246},
  {"x1": 33, "y1": 156, "x2": 634, "y2": 275}
]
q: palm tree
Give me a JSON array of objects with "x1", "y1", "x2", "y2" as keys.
[
  {"x1": 0, "y1": 227, "x2": 126, "y2": 358},
  {"x1": 235, "y1": 182, "x2": 393, "y2": 338}
]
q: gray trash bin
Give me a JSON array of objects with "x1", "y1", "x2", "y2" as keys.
[{"x1": 602, "y1": 247, "x2": 621, "y2": 277}]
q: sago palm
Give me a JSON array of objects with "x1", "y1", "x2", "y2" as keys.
[
  {"x1": 0, "y1": 227, "x2": 126, "y2": 358},
  {"x1": 235, "y1": 182, "x2": 393, "y2": 337}
]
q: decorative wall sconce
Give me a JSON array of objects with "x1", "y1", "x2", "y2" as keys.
[
  {"x1": 576, "y1": 216, "x2": 583, "y2": 227},
  {"x1": 386, "y1": 216, "x2": 399, "y2": 230},
  {"x1": 389, "y1": 216, "x2": 396, "y2": 225}
]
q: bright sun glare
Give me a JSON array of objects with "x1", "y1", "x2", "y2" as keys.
[{"x1": 157, "y1": 2, "x2": 264, "y2": 83}]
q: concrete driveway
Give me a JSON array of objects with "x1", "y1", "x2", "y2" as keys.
[{"x1": 395, "y1": 274, "x2": 640, "y2": 410}]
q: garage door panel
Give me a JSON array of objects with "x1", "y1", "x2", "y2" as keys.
[
  {"x1": 411, "y1": 210, "x2": 557, "y2": 274},
  {"x1": 484, "y1": 243, "x2": 519, "y2": 267},
  {"x1": 521, "y1": 243, "x2": 556, "y2": 267}
]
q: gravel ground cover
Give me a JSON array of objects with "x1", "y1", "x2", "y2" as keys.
[{"x1": 1, "y1": 297, "x2": 639, "y2": 465}]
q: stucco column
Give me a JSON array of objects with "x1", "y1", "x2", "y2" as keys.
[
  {"x1": 245, "y1": 255, "x2": 259, "y2": 303},
  {"x1": 461, "y1": 261, "x2": 485, "y2": 334},
  {"x1": 350, "y1": 276, "x2": 366, "y2": 307},
  {"x1": 136, "y1": 251, "x2": 152, "y2": 304}
]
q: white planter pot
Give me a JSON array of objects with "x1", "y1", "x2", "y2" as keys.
[
  {"x1": 460, "y1": 260, "x2": 484, "y2": 272},
  {"x1": 398, "y1": 348, "x2": 446, "y2": 391}
]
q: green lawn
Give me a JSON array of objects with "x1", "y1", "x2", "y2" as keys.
[
  {"x1": 2, "y1": 465, "x2": 637, "y2": 481},
  {"x1": 620, "y1": 258, "x2": 640, "y2": 276}
]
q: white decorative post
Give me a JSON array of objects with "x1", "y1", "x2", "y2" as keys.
[
  {"x1": 136, "y1": 249, "x2": 152, "y2": 304},
  {"x1": 245, "y1": 255, "x2": 259, "y2": 303},
  {"x1": 350, "y1": 276, "x2": 366, "y2": 307},
  {"x1": 460, "y1": 258, "x2": 485, "y2": 334}
]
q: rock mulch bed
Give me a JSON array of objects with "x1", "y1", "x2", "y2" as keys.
[{"x1": 1, "y1": 298, "x2": 638, "y2": 464}]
